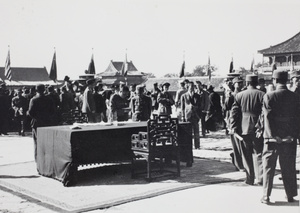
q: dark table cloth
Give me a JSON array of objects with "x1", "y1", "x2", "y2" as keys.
[{"x1": 37, "y1": 121, "x2": 193, "y2": 186}]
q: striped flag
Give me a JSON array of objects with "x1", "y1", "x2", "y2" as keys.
[
  {"x1": 4, "y1": 50, "x2": 12, "y2": 81},
  {"x1": 179, "y1": 61, "x2": 185, "y2": 78},
  {"x1": 49, "y1": 51, "x2": 57, "y2": 82}
]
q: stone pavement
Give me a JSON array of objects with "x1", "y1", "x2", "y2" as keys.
[{"x1": 0, "y1": 131, "x2": 299, "y2": 213}]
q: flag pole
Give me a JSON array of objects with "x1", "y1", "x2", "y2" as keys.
[{"x1": 54, "y1": 47, "x2": 58, "y2": 88}]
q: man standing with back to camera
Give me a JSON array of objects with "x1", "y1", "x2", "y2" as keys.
[
  {"x1": 28, "y1": 84, "x2": 55, "y2": 162},
  {"x1": 260, "y1": 70, "x2": 300, "y2": 204},
  {"x1": 230, "y1": 74, "x2": 265, "y2": 186}
]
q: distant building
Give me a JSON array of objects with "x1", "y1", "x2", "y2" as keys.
[
  {"x1": 0, "y1": 67, "x2": 60, "y2": 89},
  {"x1": 96, "y1": 60, "x2": 146, "y2": 86},
  {"x1": 258, "y1": 31, "x2": 300, "y2": 73}
]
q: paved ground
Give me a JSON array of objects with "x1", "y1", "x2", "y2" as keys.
[{"x1": 0, "y1": 131, "x2": 299, "y2": 213}]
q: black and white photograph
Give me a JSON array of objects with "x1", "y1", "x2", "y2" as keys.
[{"x1": 0, "y1": 0, "x2": 299, "y2": 212}]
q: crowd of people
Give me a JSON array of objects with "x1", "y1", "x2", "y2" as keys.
[{"x1": 0, "y1": 70, "x2": 299, "y2": 204}]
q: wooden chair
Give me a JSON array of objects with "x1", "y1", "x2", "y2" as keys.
[
  {"x1": 60, "y1": 110, "x2": 88, "y2": 125},
  {"x1": 131, "y1": 114, "x2": 180, "y2": 181}
]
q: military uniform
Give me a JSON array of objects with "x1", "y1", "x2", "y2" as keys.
[
  {"x1": 157, "y1": 83, "x2": 174, "y2": 116},
  {"x1": 231, "y1": 75, "x2": 264, "y2": 185},
  {"x1": 261, "y1": 71, "x2": 300, "y2": 203},
  {"x1": 131, "y1": 86, "x2": 152, "y2": 121}
]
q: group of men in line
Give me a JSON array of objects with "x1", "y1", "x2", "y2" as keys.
[{"x1": 223, "y1": 70, "x2": 300, "y2": 204}]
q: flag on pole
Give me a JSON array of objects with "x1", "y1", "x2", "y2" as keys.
[
  {"x1": 4, "y1": 50, "x2": 12, "y2": 81},
  {"x1": 123, "y1": 61, "x2": 128, "y2": 76},
  {"x1": 87, "y1": 54, "x2": 96, "y2": 74},
  {"x1": 49, "y1": 51, "x2": 57, "y2": 82},
  {"x1": 290, "y1": 54, "x2": 294, "y2": 72},
  {"x1": 207, "y1": 56, "x2": 211, "y2": 81},
  {"x1": 179, "y1": 61, "x2": 185, "y2": 78},
  {"x1": 229, "y1": 58, "x2": 234, "y2": 73},
  {"x1": 250, "y1": 58, "x2": 254, "y2": 73}
]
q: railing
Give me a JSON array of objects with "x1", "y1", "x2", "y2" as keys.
[{"x1": 260, "y1": 64, "x2": 300, "y2": 73}]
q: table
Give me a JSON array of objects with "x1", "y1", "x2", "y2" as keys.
[{"x1": 37, "y1": 122, "x2": 193, "y2": 186}]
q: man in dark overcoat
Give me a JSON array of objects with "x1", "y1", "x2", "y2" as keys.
[
  {"x1": 28, "y1": 84, "x2": 55, "y2": 162},
  {"x1": 230, "y1": 74, "x2": 265, "y2": 185},
  {"x1": 260, "y1": 71, "x2": 300, "y2": 204}
]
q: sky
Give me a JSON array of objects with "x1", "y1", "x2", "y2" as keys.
[{"x1": 0, "y1": 0, "x2": 299, "y2": 80}]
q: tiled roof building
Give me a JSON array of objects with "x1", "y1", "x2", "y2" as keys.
[
  {"x1": 258, "y1": 31, "x2": 300, "y2": 72},
  {"x1": 96, "y1": 60, "x2": 146, "y2": 85},
  {"x1": 0, "y1": 67, "x2": 58, "y2": 88}
]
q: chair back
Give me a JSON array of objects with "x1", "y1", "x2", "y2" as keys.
[{"x1": 147, "y1": 114, "x2": 178, "y2": 150}]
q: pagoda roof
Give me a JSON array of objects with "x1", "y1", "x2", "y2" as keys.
[
  {"x1": 258, "y1": 31, "x2": 300, "y2": 56},
  {"x1": 99, "y1": 60, "x2": 141, "y2": 77}
]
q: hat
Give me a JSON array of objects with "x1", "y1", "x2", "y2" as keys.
[
  {"x1": 232, "y1": 77, "x2": 243, "y2": 85},
  {"x1": 86, "y1": 78, "x2": 96, "y2": 85},
  {"x1": 184, "y1": 79, "x2": 190, "y2": 84},
  {"x1": 162, "y1": 82, "x2": 170, "y2": 87},
  {"x1": 290, "y1": 71, "x2": 300, "y2": 79},
  {"x1": 245, "y1": 74, "x2": 258, "y2": 83},
  {"x1": 36, "y1": 84, "x2": 45, "y2": 93},
  {"x1": 64, "y1": 76, "x2": 70, "y2": 81},
  {"x1": 272, "y1": 70, "x2": 288, "y2": 81},
  {"x1": 207, "y1": 85, "x2": 214, "y2": 91},
  {"x1": 195, "y1": 80, "x2": 202, "y2": 85}
]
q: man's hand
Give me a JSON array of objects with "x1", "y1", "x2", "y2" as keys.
[{"x1": 256, "y1": 130, "x2": 262, "y2": 138}]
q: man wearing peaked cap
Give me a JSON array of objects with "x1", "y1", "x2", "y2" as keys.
[
  {"x1": 130, "y1": 84, "x2": 152, "y2": 121},
  {"x1": 157, "y1": 82, "x2": 174, "y2": 115},
  {"x1": 232, "y1": 76, "x2": 243, "y2": 85},
  {"x1": 230, "y1": 73, "x2": 264, "y2": 186},
  {"x1": 245, "y1": 74, "x2": 258, "y2": 83},
  {"x1": 150, "y1": 82, "x2": 161, "y2": 112},
  {"x1": 162, "y1": 82, "x2": 170, "y2": 88},
  {"x1": 260, "y1": 69, "x2": 300, "y2": 204}
]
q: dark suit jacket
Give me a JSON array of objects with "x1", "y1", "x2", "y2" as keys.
[
  {"x1": 231, "y1": 87, "x2": 265, "y2": 135},
  {"x1": 28, "y1": 94, "x2": 55, "y2": 129},
  {"x1": 263, "y1": 84, "x2": 300, "y2": 139},
  {"x1": 181, "y1": 92, "x2": 202, "y2": 122}
]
